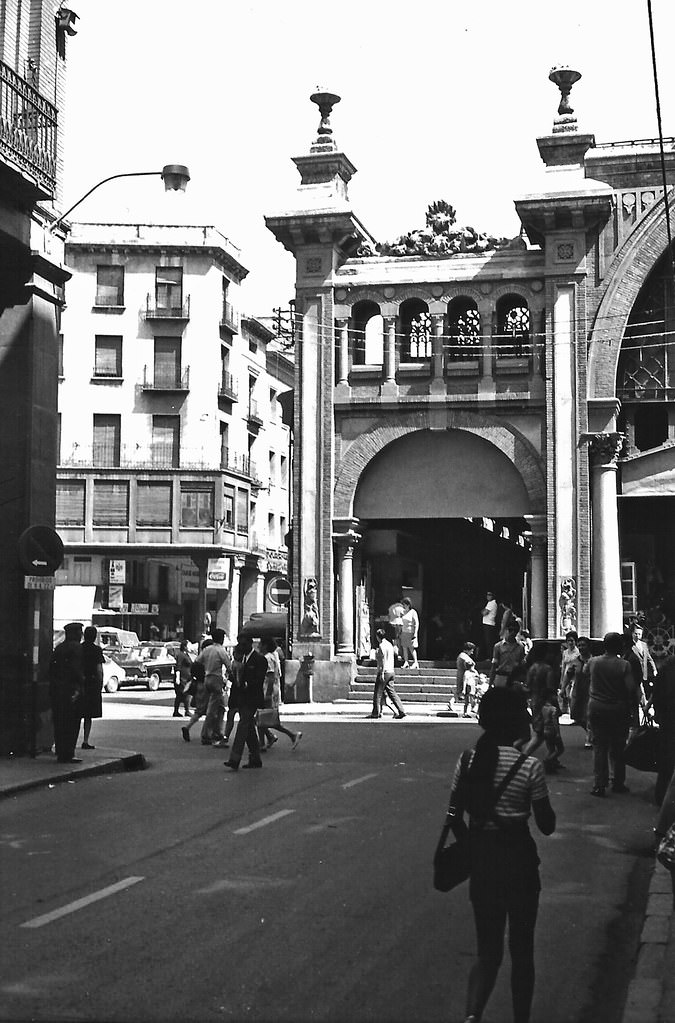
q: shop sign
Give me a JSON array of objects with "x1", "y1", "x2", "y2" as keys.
[
  {"x1": 266, "y1": 547, "x2": 288, "y2": 573},
  {"x1": 181, "y1": 562, "x2": 200, "y2": 596},
  {"x1": 24, "y1": 575, "x2": 56, "y2": 590},
  {"x1": 109, "y1": 560, "x2": 126, "y2": 584},
  {"x1": 109, "y1": 584, "x2": 124, "y2": 609},
  {"x1": 130, "y1": 603, "x2": 149, "y2": 614},
  {"x1": 207, "y1": 557, "x2": 231, "y2": 590}
]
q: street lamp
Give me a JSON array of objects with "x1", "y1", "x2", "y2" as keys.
[{"x1": 49, "y1": 164, "x2": 190, "y2": 233}]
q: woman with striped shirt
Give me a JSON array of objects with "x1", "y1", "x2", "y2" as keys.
[{"x1": 447, "y1": 687, "x2": 556, "y2": 1023}]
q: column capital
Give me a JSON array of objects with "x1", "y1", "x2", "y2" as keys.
[
  {"x1": 335, "y1": 316, "x2": 349, "y2": 328},
  {"x1": 332, "y1": 516, "x2": 362, "y2": 552},
  {"x1": 584, "y1": 432, "x2": 624, "y2": 467}
]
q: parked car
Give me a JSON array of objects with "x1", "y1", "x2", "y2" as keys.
[
  {"x1": 102, "y1": 653, "x2": 127, "y2": 694},
  {"x1": 107, "y1": 643, "x2": 177, "y2": 691}
]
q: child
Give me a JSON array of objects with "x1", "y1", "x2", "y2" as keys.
[{"x1": 462, "y1": 667, "x2": 480, "y2": 717}]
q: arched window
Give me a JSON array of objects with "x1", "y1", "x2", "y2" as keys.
[
  {"x1": 496, "y1": 294, "x2": 530, "y2": 356},
  {"x1": 447, "y1": 297, "x2": 480, "y2": 361},
  {"x1": 400, "y1": 298, "x2": 431, "y2": 360},
  {"x1": 351, "y1": 301, "x2": 383, "y2": 365}
]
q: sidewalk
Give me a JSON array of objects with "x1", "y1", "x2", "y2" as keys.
[{"x1": 622, "y1": 860, "x2": 675, "y2": 1023}]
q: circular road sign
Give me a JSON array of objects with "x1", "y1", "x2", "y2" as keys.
[
  {"x1": 267, "y1": 577, "x2": 292, "y2": 607},
  {"x1": 18, "y1": 525, "x2": 64, "y2": 576}
]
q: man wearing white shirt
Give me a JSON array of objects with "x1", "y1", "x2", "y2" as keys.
[
  {"x1": 482, "y1": 591, "x2": 499, "y2": 659},
  {"x1": 369, "y1": 629, "x2": 406, "y2": 719}
]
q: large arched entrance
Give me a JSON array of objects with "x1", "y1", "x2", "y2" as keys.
[{"x1": 348, "y1": 429, "x2": 536, "y2": 660}]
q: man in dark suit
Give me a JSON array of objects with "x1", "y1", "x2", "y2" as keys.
[
  {"x1": 48, "y1": 622, "x2": 85, "y2": 763},
  {"x1": 224, "y1": 634, "x2": 267, "y2": 770}
]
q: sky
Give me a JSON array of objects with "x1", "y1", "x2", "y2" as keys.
[{"x1": 62, "y1": 0, "x2": 675, "y2": 320}]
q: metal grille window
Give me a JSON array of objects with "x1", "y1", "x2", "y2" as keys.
[
  {"x1": 447, "y1": 298, "x2": 481, "y2": 360},
  {"x1": 93, "y1": 481, "x2": 128, "y2": 526},
  {"x1": 93, "y1": 414, "x2": 121, "y2": 466},
  {"x1": 56, "y1": 480, "x2": 85, "y2": 524},
  {"x1": 94, "y1": 335, "x2": 122, "y2": 377},
  {"x1": 96, "y1": 266, "x2": 124, "y2": 307},
  {"x1": 180, "y1": 485, "x2": 214, "y2": 528},
  {"x1": 137, "y1": 482, "x2": 172, "y2": 526},
  {"x1": 152, "y1": 415, "x2": 180, "y2": 467},
  {"x1": 155, "y1": 266, "x2": 183, "y2": 310}
]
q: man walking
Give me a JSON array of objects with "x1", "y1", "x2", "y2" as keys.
[
  {"x1": 369, "y1": 628, "x2": 406, "y2": 719},
  {"x1": 224, "y1": 635, "x2": 267, "y2": 770},
  {"x1": 587, "y1": 631, "x2": 638, "y2": 797},
  {"x1": 48, "y1": 622, "x2": 85, "y2": 764},
  {"x1": 489, "y1": 619, "x2": 527, "y2": 687},
  {"x1": 197, "y1": 628, "x2": 231, "y2": 745}
]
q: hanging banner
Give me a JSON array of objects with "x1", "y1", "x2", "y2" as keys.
[{"x1": 207, "y1": 557, "x2": 231, "y2": 590}]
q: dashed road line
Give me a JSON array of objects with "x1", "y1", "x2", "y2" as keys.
[
  {"x1": 342, "y1": 773, "x2": 379, "y2": 789},
  {"x1": 234, "y1": 810, "x2": 295, "y2": 835},
  {"x1": 20, "y1": 876, "x2": 144, "y2": 929}
]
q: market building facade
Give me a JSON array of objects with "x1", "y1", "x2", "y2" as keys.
[{"x1": 266, "y1": 73, "x2": 675, "y2": 697}]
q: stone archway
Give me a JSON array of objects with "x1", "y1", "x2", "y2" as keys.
[
  {"x1": 588, "y1": 187, "x2": 675, "y2": 399},
  {"x1": 334, "y1": 410, "x2": 546, "y2": 517}
]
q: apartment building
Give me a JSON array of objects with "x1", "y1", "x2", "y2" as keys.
[
  {"x1": 56, "y1": 221, "x2": 292, "y2": 644},
  {"x1": 0, "y1": 3, "x2": 77, "y2": 753}
]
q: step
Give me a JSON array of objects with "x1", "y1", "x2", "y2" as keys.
[
  {"x1": 350, "y1": 682, "x2": 455, "y2": 701},
  {"x1": 357, "y1": 667, "x2": 457, "y2": 679},
  {"x1": 347, "y1": 690, "x2": 454, "y2": 704}
]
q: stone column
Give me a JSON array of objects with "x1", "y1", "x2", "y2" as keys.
[
  {"x1": 527, "y1": 527, "x2": 548, "y2": 638},
  {"x1": 333, "y1": 518, "x2": 361, "y2": 654},
  {"x1": 430, "y1": 313, "x2": 445, "y2": 394},
  {"x1": 590, "y1": 433, "x2": 624, "y2": 636},
  {"x1": 381, "y1": 316, "x2": 397, "y2": 396},
  {"x1": 255, "y1": 564, "x2": 266, "y2": 611},
  {"x1": 226, "y1": 558, "x2": 243, "y2": 642},
  {"x1": 336, "y1": 317, "x2": 349, "y2": 387}
]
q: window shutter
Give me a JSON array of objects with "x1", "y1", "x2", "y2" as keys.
[
  {"x1": 56, "y1": 480, "x2": 85, "y2": 524},
  {"x1": 137, "y1": 482, "x2": 171, "y2": 526},
  {"x1": 95, "y1": 336, "x2": 122, "y2": 376},
  {"x1": 93, "y1": 481, "x2": 128, "y2": 525}
]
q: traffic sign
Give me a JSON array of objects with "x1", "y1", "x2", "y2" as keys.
[
  {"x1": 267, "y1": 576, "x2": 292, "y2": 607},
  {"x1": 18, "y1": 525, "x2": 64, "y2": 576},
  {"x1": 24, "y1": 575, "x2": 56, "y2": 590}
]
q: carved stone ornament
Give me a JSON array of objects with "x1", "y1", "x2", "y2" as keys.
[
  {"x1": 549, "y1": 66, "x2": 582, "y2": 134},
  {"x1": 557, "y1": 242, "x2": 574, "y2": 260},
  {"x1": 309, "y1": 88, "x2": 341, "y2": 153},
  {"x1": 558, "y1": 576, "x2": 578, "y2": 634},
  {"x1": 299, "y1": 576, "x2": 321, "y2": 637},
  {"x1": 589, "y1": 432, "x2": 624, "y2": 466}
]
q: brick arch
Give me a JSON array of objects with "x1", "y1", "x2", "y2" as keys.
[
  {"x1": 334, "y1": 411, "x2": 546, "y2": 516},
  {"x1": 588, "y1": 188, "x2": 674, "y2": 398}
]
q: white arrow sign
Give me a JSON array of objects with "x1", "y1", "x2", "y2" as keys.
[{"x1": 32, "y1": 559, "x2": 48, "y2": 567}]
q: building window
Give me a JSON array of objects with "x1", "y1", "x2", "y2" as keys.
[
  {"x1": 269, "y1": 388, "x2": 277, "y2": 419},
  {"x1": 400, "y1": 298, "x2": 431, "y2": 359},
  {"x1": 180, "y1": 484, "x2": 214, "y2": 528},
  {"x1": 223, "y1": 485, "x2": 234, "y2": 529},
  {"x1": 280, "y1": 454, "x2": 288, "y2": 489},
  {"x1": 280, "y1": 515, "x2": 287, "y2": 545},
  {"x1": 56, "y1": 480, "x2": 85, "y2": 525},
  {"x1": 94, "y1": 335, "x2": 123, "y2": 377},
  {"x1": 93, "y1": 414, "x2": 121, "y2": 467},
  {"x1": 152, "y1": 415, "x2": 180, "y2": 467},
  {"x1": 621, "y1": 561, "x2": 638, "y2": 614},
  {"x1": 351, "y1": 301, "x2": 384, "y2": 365},
  {"x1": 496, "y1": 294, "x2": 530, "y2": 355},
  {"x1": 58, "y1": 333, "x2": 64, "y2": 377},
  {"x1": 57, "y1": 413, "x2": 61, "y2": 464},
  {"x1": 447, "y1": 298, "x2": 480, "y2": 360},
  {"x1": 236, "y1": 487, "x2": 249, "y2": 535},
  {"x1": 96, "y1": 265, "x2": 124, "y2": 307},
  {"x1": 155, "y1": 266, "x2": 183, "y2": 311},
  {"x1": 268, "y1": 450, "x2": 276, "y2": 485},
  {"x1": 268, "y1": 512, "x2": 275, "y2": 545},
  {"x1": 154, "y1": 337, "x2": 182, "y2": 387},
  {"x1": 92, "y1": 480, "x2": 128, "y2": 526},
  {"x1": 137, "y1": 481, "x2": 172, "y2": 526}
]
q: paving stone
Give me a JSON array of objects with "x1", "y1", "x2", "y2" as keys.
[{"x1": 641, "y1": 916, "x2": 671, "y2": 944}]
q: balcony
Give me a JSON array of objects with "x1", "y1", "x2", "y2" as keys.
[
  {"x1": 220, "y1": 301, "x2": 239, "y2": 335},
  {"x1": 0, "y1": 60, "x2": 57, "y2": 199},
  {"x1": 220, "y1": 448, "x2": 264, "y2": 486},
  {"x1": 142, "y1": 366, "x2": 190, "y2": 391},
  {"x1": 247, "y1": 399, "x2": 264, "y2": 429},
  {"x1": 60, "y1": 443, "x2": 216, "y2": 470},
  {"x1": 142, "y1": 294, "x2": 190, "y2": 321},
  {"x1": 491, "y1": 337, "x2": 534, "y2": 376},
  {"x1": 218, "y1": 370, "x2": 239, "y2": 401}
]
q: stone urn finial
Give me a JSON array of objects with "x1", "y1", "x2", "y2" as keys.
[
  {"x1": 309, "y1": 87, "x2": 341, "y2": 152},
  {"x1": 548, "y1": 66, "x2": 582, "y2": 134}
]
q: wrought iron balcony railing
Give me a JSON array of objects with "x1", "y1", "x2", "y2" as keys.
[
  {"x1": 218, "y1": 371, "x2": 238, "y2": 400},
  {"x1": 142, "y1": 366, "x2": 190, "y2": 391},
  {"x1": 220, "y1": 301, "x2": 239, "y2": 333},
  {"x1": 220, "y1": 448, "x2": 263, "y2": 485},
  {"x1": 60, "y1": 443, "x2": 216, "y2": 470},
  {"x1": 0, "y1": 59, "x2": 57, "y2": 196},
  {"x1": 142, "y1": 294, "x2": 190, "y2": 320},
  {"x1": 247, "y1": 399, "x2": 264, "y2": 426}
]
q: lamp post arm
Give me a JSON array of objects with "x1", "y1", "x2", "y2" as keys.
[{"x1": 49, "y1": 170, "x2": 162, "y2": 233}]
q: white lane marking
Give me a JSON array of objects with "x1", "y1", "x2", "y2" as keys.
[
  {"x1": 234, "y1": 810, "x2": 295, "y2": 835},
  {"x1": 20, "y1": 876, "x2": 144, "y2": 929},
  {"x1": 342, "y1": 773, "x2": 379, "y2": 789}
]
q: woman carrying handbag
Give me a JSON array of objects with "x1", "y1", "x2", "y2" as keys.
[{"x1": 445, "y1": 687, "x2": 556, "y2": 1023}]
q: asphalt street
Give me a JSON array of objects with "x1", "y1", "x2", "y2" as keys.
[{"x1": 0, "y1": 690, "x2": 659, "y2": 1023}]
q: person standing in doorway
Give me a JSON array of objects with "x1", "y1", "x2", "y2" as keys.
[
  {"x1": 80, "y1": 625, "x2": 104, "y2": 750},
  {"x1": 388, "y1": 599, "x2": 406, "y2": 660},
  {"x1": 481, "y1": 591, "x2": 499, "y2": 660},
  {"x1": 197, "y1": 629, "x2": 231, "y2": 745},
  {"x1": 369, "y1": 629, "x2": 406, "y2": 719},
  {"x1": 224, "y1": 635, "x2": 267, "y2": 770},
  {"x1": 400, "y1": 598, "x2": 420, "y2": 670},
  {"x1": 48, "y1": 622, "x2": 85, "y2": 764}
]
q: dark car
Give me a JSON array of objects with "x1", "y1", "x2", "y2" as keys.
[{"x1": 107, "y1": 643, "x2": 176, "y2": 691}]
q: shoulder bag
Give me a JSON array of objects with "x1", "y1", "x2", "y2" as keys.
[
  {"x1": 433, "y1": 752, "x2": 527, "y2": 892},
  {"x1": 623, "y1": 708, "x2": 660, "y2": 773}
]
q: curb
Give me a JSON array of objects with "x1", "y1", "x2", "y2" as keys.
[
  {"x1": 0, "y1": 751, "x2": 147, "y2": 800},
  {"x1": 622, "y1": 862, "x2": 674, "y2": 1023}
]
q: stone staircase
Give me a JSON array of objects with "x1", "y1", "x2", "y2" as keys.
[{"x1": 350, "y1": 660, "x2": 458, "y2": 704}]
